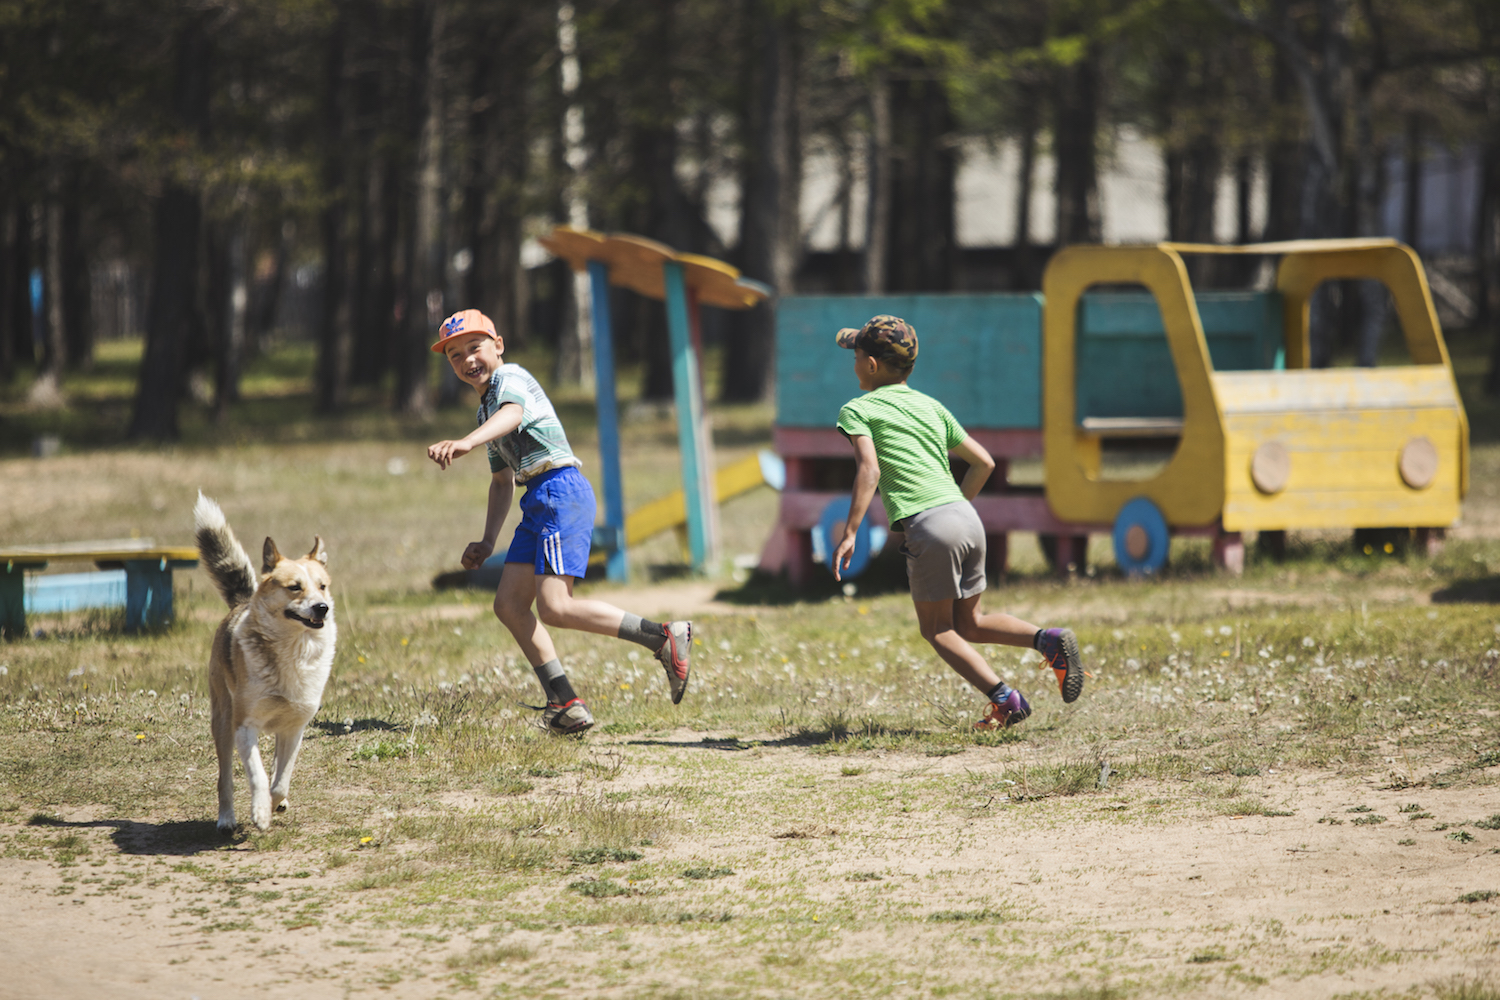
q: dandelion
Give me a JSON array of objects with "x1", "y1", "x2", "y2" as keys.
[
  {"x1": 1219, "y1": 626, "x2": 1233, "y2": 637},
  {"x1": 1302, "y1": 636, "x2": 1315, "y2": 648},
  {"x1": 400, "y1": 637, "x2": 410, "y2": 647},
  {"x1": 360, "y1": 836, "x2": 373, "y2": 844},
  {"x1": 357, "y1": 656, "x2": 366, "y2": 664},
  {"x1": 135, "y1": 733, "x2": 145, "y2": 741}
]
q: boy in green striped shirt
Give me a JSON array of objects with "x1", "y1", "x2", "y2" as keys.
[{"x1": 831, "y1": 315, "x2": 1086, "y2": 729}]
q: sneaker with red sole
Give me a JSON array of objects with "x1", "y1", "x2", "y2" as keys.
[
  {"x1": 1037, "y1": 627, "x2": 1086, "y2": 703},
  {"x1": 655, "y1": 621, "x2": 692, "y2": 704},
  {"x1": 539, "y1": 698, "x2": 595, "y2": 735},
  {"x1": 974, "y1": 689, "x2": 1031, "y2": 729}
]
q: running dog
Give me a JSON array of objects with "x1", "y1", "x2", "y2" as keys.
[{"x1": 194, "y1": 493, "x2": 336, "y2": 833}]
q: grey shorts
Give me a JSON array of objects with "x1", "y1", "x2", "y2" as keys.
[{"x1": 896, "y1": 500, "x2": 987, "y2": 602}]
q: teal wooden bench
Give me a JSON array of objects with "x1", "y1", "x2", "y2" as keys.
[{"x1": 0, "y1": 540, "x2": 200, "y2": 638}]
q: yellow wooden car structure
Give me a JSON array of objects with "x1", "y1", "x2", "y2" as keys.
[{"x1": 1042, "y1": 238, "x2": 1468, "y2": 573}]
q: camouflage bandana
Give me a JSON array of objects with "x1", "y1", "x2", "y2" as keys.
[{"x1": 835, "y1": 315, "x2": 918, "y2": 368}]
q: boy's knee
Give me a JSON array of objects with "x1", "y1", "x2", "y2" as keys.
[
  {"x1": 953, "y1": 618, "x2": 981, "y2": 642},
  {"x1": 493, "y1": 593, "x2": 526, "y2": 627},
  {"x1": 534, "y1": 594, "x2": 569, "y2": 628}
]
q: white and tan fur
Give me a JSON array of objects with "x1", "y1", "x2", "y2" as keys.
[{"x1": 194, "y1": 493, "x2": 337, "y2": 833}]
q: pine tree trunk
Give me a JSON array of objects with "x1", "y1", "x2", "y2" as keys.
[
  {"x1": 395, "y1": 0, "x2": 444, "y2": 416},
  {"x1": 1054, "y1": 56, "x2": 1101, "y2": 244},
  {"x1": 1013, "y1": 93, "x2": 1038, "y2": 288},
  {"x1": 862, "y1": 72, "x2": 891, "y2": 294},
  {"x1": 61, "y1": 170, "x2": 91, "y2": 370},
  {"x1": 130, "y1": 13, "x2": 212, "y2": 441},
  {"x1": 317, "y1": 5, "x2": 353, "y2": 414},
  {"x1": 724, "y1": 0, "x2": 798, "y2": 403}
]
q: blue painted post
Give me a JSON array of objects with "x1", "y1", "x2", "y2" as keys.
[
  {"x1": 124, "y1": 558, "x2": 174, "y2": 631},
  {"x1": 587, "y1": 259, "x2": 628, "y2": 582},
  {"x1": 662, "y1": 261, "x2": 718, "y2": 573}
]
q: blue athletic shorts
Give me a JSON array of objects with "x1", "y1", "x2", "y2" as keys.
[{"x1": 505, "y1": 466, "x2": 596, "y2": 579}]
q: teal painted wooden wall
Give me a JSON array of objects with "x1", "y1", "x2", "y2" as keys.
[
  {"x1": 1076, "y1": 291, "x2": 1283, "y2": 422},
  {"x1": 775, "y1": 290, "x2": 1283, "y2": 430},
  {"x1": 776, "y1": 294, "x2": 1045, "y2": 429}
]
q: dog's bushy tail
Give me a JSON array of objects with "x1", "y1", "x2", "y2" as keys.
[{"x1": 194, "y1": 492, "x2": 258, "y2": 608}]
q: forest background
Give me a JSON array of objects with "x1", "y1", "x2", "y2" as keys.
[{"x1": 3, "y1": 0, "x2": 1500, "y2": 444}]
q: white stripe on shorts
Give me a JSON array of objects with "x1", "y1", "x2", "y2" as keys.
[{"x1": 545, "y1": 532, "x2": 562, "y2": 575}]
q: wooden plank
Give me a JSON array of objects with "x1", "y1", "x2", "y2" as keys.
[
  {"x1": 1160, "y1": 238, "x2": 1399, "y2": 255},
  {"x1": 1224, "y1": 408, "x2": 1461, "y2": 451},
  {"x1": 772, "y1": 426, "x2": 1045, "y2": 459},
  {"x1": 1223, "y1": 488, "x2": 1459, "y2": 530},
  {"x1": 777, "y1": 489, "x2": 1098, "y2": 534},
  {"x1": 0, "y1": 544, "x2": 199, "y2": 563},
  {"x1": 1214, "y1": 367, "x2": 1458, "y2": 414},
  {"x1": 1080, "y1": 417, "x2": 1184, "y2": 437}
]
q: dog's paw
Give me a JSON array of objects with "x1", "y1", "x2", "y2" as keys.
[
  {"x1": 216, "y1": 815, "x2": 237, "y2": 835},
  {"x1": 274, "y1": 799, "x2": 289, "y2": 813}
]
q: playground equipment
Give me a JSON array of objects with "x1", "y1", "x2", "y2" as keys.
[
  {"x1": 584, "y1": 451, "x2": 782, "y2": 569},
  {"x1": 1, "y1": 539, "x2": 199, "y2": 637},
  {"x1": 762, "y1": 238, "x2": 1467, "y2": 582},
  {"x1": 537, "y1": 227, "x2": 771, "y2": 580}
]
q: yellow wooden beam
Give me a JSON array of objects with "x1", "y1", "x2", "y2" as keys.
[{"x1": 587, "y1": 453, "x2": 769, "y2": 565}]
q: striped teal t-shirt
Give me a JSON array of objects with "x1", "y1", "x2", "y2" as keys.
[
  {"x1": 478, "y1": 364, "x2": 581, "y2": 482},
  {"x1": 836, "y1": 384, "x2": 967, "y2": 523}
]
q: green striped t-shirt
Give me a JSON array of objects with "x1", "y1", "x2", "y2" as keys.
[{"x1": 836, "y1": 384, "x2": 967, "y2": 523}]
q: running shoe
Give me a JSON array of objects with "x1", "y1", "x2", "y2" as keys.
[
  {"x1": 655, "y1": 621, "x2": 692, "y2": 704},
  {"x1": 974, "y1": 689, "x2": 1031, "y2": 729},
  {"x1": 539, "y1": 698, "x2": 595, "y2": 735},
  {"x1": 1037, "y1": 627, "x2": 1085, "y2": 703}
]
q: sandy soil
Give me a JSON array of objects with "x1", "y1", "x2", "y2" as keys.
[{"x1": 3, "y1": 745, "x2": 1496, "y2": 1000}]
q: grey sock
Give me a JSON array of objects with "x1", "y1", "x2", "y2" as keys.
[
  {"x1": 532, "y1": 658, "x2": 577, "y2": 705},
  {"x1": 618, "y1": 613, "x2": 665, "y2": 651},
  {"x1": 987, "y1": 681, "x2": 1014, "y2": 705}
]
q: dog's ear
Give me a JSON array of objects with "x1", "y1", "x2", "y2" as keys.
[
  {"x1": 306, "y1": 536, "x2": 328, "y2": 566},
  {"x1": 262, "y1": 537, "x2": 282, "y2": 573}
]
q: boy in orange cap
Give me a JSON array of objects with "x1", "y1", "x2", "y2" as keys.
[
  {"x1": 426, "y1": 310, "x2": 692, "y2": 734},
  {"x1": 831, "y1": 315, "x2": 1086, "y2": 729}
]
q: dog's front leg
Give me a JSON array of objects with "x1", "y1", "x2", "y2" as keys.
[
  {"x1": 235, "y1": 725, "x2": 272, "y2": 831},
  {"x1": 269, "y1": 726, "x2": 306, "y2": 814}
]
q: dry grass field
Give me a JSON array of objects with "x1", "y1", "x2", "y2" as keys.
[{"x1": 1, "y1": 337, "x2": 1498, "y2": 999}]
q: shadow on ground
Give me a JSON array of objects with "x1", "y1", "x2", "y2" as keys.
[
  {"x1": 1432, "y1": 575, "x2": 1500, "y2": 603},
  {"x1": 27, "y1": 813, "x2": 235, "y2": 855},
  {"x1": 310, "y1": 717, "x2": 403, "y2": 737}
]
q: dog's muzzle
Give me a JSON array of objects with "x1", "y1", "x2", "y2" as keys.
[{"x1": 284, "y1": 603, "x2": 330, "y2": 629}]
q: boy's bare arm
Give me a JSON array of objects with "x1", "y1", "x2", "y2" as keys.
[
  {"x1": 833, "y1": 434, "x2": 880, "y2": 580},
  {"x1": 950, "y1": 435, "x2": 995, "y2": 500},
  {"x1": 428, "y1": 402, "x2": 524, "y2": 470},
  {"x1": 462, "y1": 469, "x2": 516, "y2": 569}
]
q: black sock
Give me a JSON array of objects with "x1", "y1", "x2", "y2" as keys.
[
  {"x1": 987, "y1": 681, "x2": 1014, "y2": 705},
  {"x1": 533, "y1": 658, "x2": 579, "y2": 705},
  {"x1": 619, "y1": 613, "x2": 666, "y2": 651},
  {"x1": 1031, "y1": 629, "x2": 1044, "y2": 651}
]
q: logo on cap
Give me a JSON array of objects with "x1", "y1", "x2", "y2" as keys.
[{"x1": 431, "y1": 309, "x2": 499, "y2": 353}]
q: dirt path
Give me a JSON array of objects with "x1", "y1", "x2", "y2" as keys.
[{"x1": 4, "y1": 752, "x2": 1496, "y2": 1000}]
